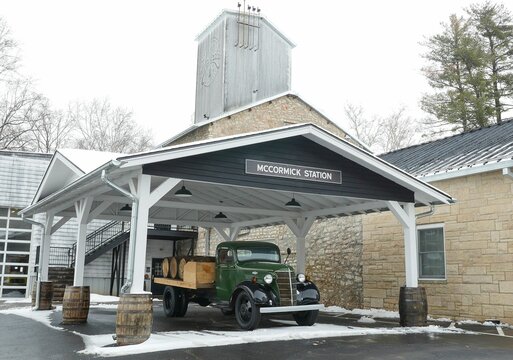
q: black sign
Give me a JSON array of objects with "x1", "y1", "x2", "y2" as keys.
[{"x1": 245, "y1": 159, "x2": 342, "y2": 184}]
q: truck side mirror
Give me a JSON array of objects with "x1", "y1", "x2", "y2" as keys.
[{"x1": 284, "y1": 247, "x2": 291, "y2": 263}]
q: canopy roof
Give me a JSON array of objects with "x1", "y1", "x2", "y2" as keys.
[{"x1": 21, "y1": 124, "x2": 453, "y2": 229}]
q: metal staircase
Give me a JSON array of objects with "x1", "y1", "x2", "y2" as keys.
[{"x1": 70, "y1": 221, "x2": 131, "y2": 266}]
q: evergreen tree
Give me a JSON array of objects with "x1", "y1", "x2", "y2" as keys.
[{"x1": 467, "y1": 1, "x2": 513, "y2": 124}]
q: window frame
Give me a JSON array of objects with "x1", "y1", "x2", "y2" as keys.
[{"x1": 417, "y1": 223, "x2": 447, "y2": 281}]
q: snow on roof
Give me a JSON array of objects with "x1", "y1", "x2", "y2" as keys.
[{"x1": 57, "y1": 148, "x2": 126, "y2": 174}]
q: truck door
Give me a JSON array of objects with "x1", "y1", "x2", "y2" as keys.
[{"x1": 216, "y1": 247, "x2": 236, "y2": 302}]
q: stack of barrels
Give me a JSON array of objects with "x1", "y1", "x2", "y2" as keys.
[{"x1": 162, "y1": 256, "x2": 215, "y2": 280}]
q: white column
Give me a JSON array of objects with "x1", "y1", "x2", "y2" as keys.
[
  {"x1": 296, "y1": 236, "x2": 306, "y2": 274},
  {"x1": 73, "y1": 197, "x2": 93, "y2": 286},
  {"x1": 205, "y1": 228, "x2": 211, "y2": 256},
  {"x1": 387, "y1": 201, "x2": 418, "y2": 287},
  {"x1": 40, "y1": 212, "x2": 54, "y2": 282},
  {"x1": 403, "y1": 203, "x2": 418, "y2": 287},
  {"x1": 130, "y1": 174, "x2": 151, "y2": 293}
]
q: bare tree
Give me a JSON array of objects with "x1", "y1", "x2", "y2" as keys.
[
  {"x1": 69, "y1": 98, "x2": 153, "y2": 153},
  {"x1": 0, "y1": 79, "x2": 44, "y2": 150},
  {"x1": 380, "y1": 107, "x2": 420, "y2": 153},
  {"x1": 345, "y1": 104, "x2": 422, "y2": 154},
  {"x1": 30, "y1": 100, "x2": 74, "y2": 153},
  {"x1": 344, "y1": 104, "x2": 382, "y2": 149},
  {"x1": 0, "y1": 18, "x2": 19, "y2": 81}
]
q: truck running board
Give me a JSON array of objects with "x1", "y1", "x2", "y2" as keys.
[{"x1": 259, "y1": 304, "x2": 324, "y2": 314}]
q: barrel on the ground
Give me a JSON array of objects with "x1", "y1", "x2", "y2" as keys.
[
  {"x1": 62, "y1": 285, "x2": 90, "y2": 324},
  {"x1": 399, "y1": 286, "x2": 428, "y2": 326},
  {"x1": 115, "y1": 293, "x2": 153, "y2": 345}
]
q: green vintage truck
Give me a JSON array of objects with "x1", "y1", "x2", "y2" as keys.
[{"x1": 154, "y1": 241, "x2": 323, "y2": 330}]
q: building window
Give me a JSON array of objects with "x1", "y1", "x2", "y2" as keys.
[
  {"x1": 418, "y1": 224, "x2": 446, "y2": 279},
  {"x1": 0, "y1": 207, "x2": 32, "y2": 298}
]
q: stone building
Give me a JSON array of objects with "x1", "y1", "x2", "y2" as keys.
[{"x1": 364, "y1": 120, "x2": 513, "y2": 323}]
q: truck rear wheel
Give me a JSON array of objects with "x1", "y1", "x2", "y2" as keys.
[
  {"x1": 163, "y1": 286, "x2": 177, "y2": 317},
  {"x1": 235, "y1": 290, "x2": 261, "y2": 330},
  {"x1": 175, "y1": 288, "x2": 188, "y2": 317},
  {"x1": 293, "y1": 310, "x2": 319, "y2": 326}
]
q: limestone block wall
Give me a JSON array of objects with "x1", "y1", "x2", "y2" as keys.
[
  {"x1": 193, "y1": 216, "x2": 363, "y2": 309},
  {"x1": 168, "y1": 95, "x2": 351, "y2": 147},
  {"x1": 363, "y1": 170, "x2": 513, "y2": 323}
]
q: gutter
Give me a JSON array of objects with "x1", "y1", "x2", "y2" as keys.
[
  {"x1": 416, "y1": 203, "x2": 435, "y2": 219},
  {"x1": 100, "y1": 169, "x2": 137, "y2": 294},
  {"x1": 21, "y1": 215, "x2": 45, "y2": 310}
]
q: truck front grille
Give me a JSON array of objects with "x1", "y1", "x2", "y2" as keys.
[{"x1": 276, "y1": 270, "x2": 297, "y2": 306}]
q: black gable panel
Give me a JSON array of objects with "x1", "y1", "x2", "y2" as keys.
[{"x1": 143, "y1": 136, "x2": 414, "y2": 202}]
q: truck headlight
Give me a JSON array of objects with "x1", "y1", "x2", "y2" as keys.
[
  {"x1": 297, "y1": 273, "x2": 306, "y2": 283},
  {"x1": 264, "y1": 274, "x2": 273, "y2": 284}
]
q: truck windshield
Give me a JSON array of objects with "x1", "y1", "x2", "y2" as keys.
[{"x1": 236, "y1": 247, "x2": 280, "y2": 263}]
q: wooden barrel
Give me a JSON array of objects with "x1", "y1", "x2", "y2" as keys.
[
  {"x1": 170, "y1": 257, "x2": 179, "y2": 279},
  {"x1": 33, "y1": 281, "x2": 54, "y2": 310},
  {"x1": 178, "y1": 258, "x2": 187, "y2": 280},
  {"x1": 116, "y1": 293, "x2": 153, "y2": 345},
  {"x1": 62, "y1": 286, "x2": 90, "y2": 324},
  {"x1": 162, "y1": 258, "x2": 170, "y2": 278},
  {"x1": 399, "y1": 286, "x2": 428, "y2": 326}
]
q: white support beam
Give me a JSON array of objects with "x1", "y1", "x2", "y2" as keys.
[
  {"x1": 303, "y1": 201, "x2": 385, "y2": 219},
  {"x1": 205, "y1": 228, "x2": 211, "y2": 256},
  {"x1": 231, "y1": 216, "x2": 284, "y2": 229},
  {"x1": 214, "y1": 226, "x2": 231, "y2": 242},
  {"x1": 73, "y1": 197, "x2": 93, "y2": 286},
  {"x1": 285, "y1": 216, "x2": 315, "y2": 274},
  {"x1": 387, "y1": 201, "x2": 418, "y2": 287},
  {"x1": 99, "y1": 195, "x2": 298, "y2": 218},
  {"x1": 148, "y1": 178, "x2": 181, "y2": 207},
  {"x1": 87, "y1": 201, "x2": 113, "y2": 222},
  {"x1": 131, "y1": 174, "x2": 152, "y2": 293},
  {"x1": 503, "y1": 167, "x2": 513, "y2": 180},
  {"x1": 40, "y1": 212, "x2": 55, "y2": 282},
  {"x1": 230, "y1": 226, "x2": 241, "y2": 241},
  {"x1": 50, "y1": 216, "x2": 70, "y2": 235}
]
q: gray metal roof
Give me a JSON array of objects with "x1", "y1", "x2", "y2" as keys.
[{"x1": 381, "y1": 118, "x2": 513, "y2": 178}]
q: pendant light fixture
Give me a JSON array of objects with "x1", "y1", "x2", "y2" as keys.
[
  {"x1": 214, "y1": 212, "x2": 228, "y2": 219},
  {"x1": 174, "y1": 181, "x2": 192, "y2": 197},
  {"x1": 285, "y1": 194, "x2": 301, "y2": 208},
  {"x1": 119, "y1": 203, "x2": 132, "y2": 214}
]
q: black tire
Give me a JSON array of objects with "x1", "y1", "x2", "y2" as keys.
[
  {"x1": 293, "y1": 310, "x2": 319, "y2": 326},
  {"x1": 234, "y1": 291, "x2": 261, "y2": 330},
  {"x1": 175, "y1": 288, "x2": 189, "y2": 317},
  {"x1": 163, "y1": 286, "x2": 177, "y2": 317}
]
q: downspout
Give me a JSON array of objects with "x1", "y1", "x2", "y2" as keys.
[
  {"x1": 101, "y1": 170, "x2": 138, "y2": 294},
  {"x1": 21, "y1": 214, "x2": 45, "y2": 310},
  {"x1": 416, "y1": 203, "x2": 435, "y2": 219}
]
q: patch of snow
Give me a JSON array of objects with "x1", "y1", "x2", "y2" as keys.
[
  {"x1": 427, "y1": 316, "x2": 453, "y2": 322},
  {"x1": 90, "y1": 304, "x2": 119, "y2": 310},
  {"x1": 322, "y1": 306, "x2": 399, "y2": 319},
  {"x1": 2, "y1": 297, "x2": 32, "y2": 304},
  {"x1": 77, "y1": 324, "x2": 465, "y2": 358},
  {"x1": 482, "y1": 321, "x2": 499, "y2": 327},
  {"x1": 357, "y1": 316, "x2": 376, "y2": 324},
  {"x1": 457, "y1": 319, "x2": 482, "y2": 325},
  {"x1": 0, "y1": 306, "x2": 64, "y2": 331},
  {"x1": 90, "y1": 294, "x2": 119, "y2": 303}
]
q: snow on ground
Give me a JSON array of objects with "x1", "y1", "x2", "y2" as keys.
[
  {"x1": 90, "y1": 294, "x2": 119, "y2": 303},
  {"x1": 357, "y1": 316, "x2": 376, "y2": 324},
  {"x1": 0, "y1": 306, "x2": 64, "y2": 331},
  {"x1": 77, "y1": 324, "x2": 465, "y2": 358},
  {"x1": 2, "y1": 297, "x2": 32, "y2": 304},
  {"x1": 322, "y1": 306, "x2": 399, "y2": 319}
]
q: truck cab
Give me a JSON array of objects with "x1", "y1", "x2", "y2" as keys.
[{"x1": 215, "y1": 241, "x2": 322, "y2": 330}]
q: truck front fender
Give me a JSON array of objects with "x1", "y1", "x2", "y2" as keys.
[
  {"x1": 231, "y1": 282, "x2": 273, "y2": 307},
  {"x1": 296, "y1": 281, "x2": 320, "y2": 305}
]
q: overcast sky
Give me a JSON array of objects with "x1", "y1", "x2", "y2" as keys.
[{"x1": 0, "y1": 0, "x2": 491, "y2": 144}]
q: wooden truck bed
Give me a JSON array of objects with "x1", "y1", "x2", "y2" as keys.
[{"x1": 154, "y1": 261, "x2": 215, "y2": 290}]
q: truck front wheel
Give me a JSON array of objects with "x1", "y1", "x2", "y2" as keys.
[
  {"x1": 235, "y1": 291, "x2": 261, "y2": 330},
  {"x1": 293, "y1": 310, "x2": 319, "y2": 326}
]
